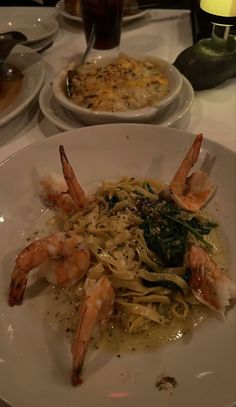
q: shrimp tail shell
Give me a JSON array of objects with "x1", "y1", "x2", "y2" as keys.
[{"x1": 8, "y1": 267, "x2": 28, "y2": 306}]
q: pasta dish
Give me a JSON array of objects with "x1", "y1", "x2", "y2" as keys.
[
  {"x1": 61, "y1": 176, "x2": 213, "y2": 328},
  {"x1": 8, "y1": 134, "x2": 236, "y2": 386}
]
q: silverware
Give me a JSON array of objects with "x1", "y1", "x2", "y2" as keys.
[
  {"x1": 0, "y1": 31, "x2": 27, "y2": 80},
  {"x1": 0, "y1": 62, "x2": 23, "y2": 80},
  {"x1": 0, "y1": 31, "x2": 27, "y2": 59},
  {"x1": 0, "y1": 30, "x2": 27, "y2": 43},
  {"x1": 65, "y1": 25, "x2": 95, "y2": 97},
  {"x1": 0, "y1": 397, "x2": 13, "y2": 407}
]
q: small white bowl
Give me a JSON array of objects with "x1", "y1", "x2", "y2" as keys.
[{"x1": 52, "y1": 54, "x2": 183, "y2": 126}]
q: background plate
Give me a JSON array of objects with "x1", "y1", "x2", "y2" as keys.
[
  {"x1": 39, "y1": 76, "x2": 194, "y2": 131},
  {"x1": 0, "y1": 124, "x2": 235, "y2": 407},
  {"x1": 0, "y1": 13, "x2": 59, "y2": 45},
  {"x1": 0, "y1": 44, "x2": 45, "y2": 127},
  {"x1": 55, "y1": 0, "x2": 149, "y2": 24}
]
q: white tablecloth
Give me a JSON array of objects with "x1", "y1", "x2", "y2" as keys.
[{"x1": 0, "y1": 7, "x2": 235, "y2": 164}]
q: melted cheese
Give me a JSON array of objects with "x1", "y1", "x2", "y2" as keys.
[{"x1": 70, "y1": 55, "x2": 169, "y2": 112}]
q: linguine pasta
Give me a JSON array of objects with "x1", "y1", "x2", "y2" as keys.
[{"x1": 53, "y1": 176, "x2": 219, "y2": 338}]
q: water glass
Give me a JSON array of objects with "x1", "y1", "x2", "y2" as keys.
[{"x1": 80, "y1": 0, "x2": 124, "y2": 53}]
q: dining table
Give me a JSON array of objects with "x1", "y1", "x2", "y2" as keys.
[
  {"x1": 0, "y1": 6, "x2": 236, "y2": 407},
  {"x1": 0, "y1": 5, "x2": 235, "y2": 166}
]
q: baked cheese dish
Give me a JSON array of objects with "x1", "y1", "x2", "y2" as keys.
[{"x1": 69, "y1": 54, "x2": 169, "y2": 112}]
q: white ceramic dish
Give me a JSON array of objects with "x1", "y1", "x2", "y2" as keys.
[
  {"x1": 0, "y1": 12, "x2": 59, "y2": 45},
  {"x1": 55, "y1": 0, "x2": 149, "y2": 23},
  {"x1": 52, "y1": 55, "x2": 182, "y2": 125},
  {"x1": 39, "y1": 76, "x2": 194, "y2": 131},
  {"x1": 122, "y1": 9, "x2": 149, "y2": 22},
  {"x1": 0, "y1": 124, "x2": 235, "y2": 407},
  {"x1": 0, "y1": 44, "x2": 45, "y2": 127}
]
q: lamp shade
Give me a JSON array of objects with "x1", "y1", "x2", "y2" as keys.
[{"x1": 200, "y1": 0, "x2": 236, "y2": 17}]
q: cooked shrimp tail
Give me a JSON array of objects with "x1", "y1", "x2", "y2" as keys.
[
  {"x1": 8, "y1": 232, "x2": 90, "y2": 307},
  {"x1": 40, "y1": 147, "x2": 86, "y2": 213},
  {"x1": 59, "y1": 145, "x2": 86, "y2": 210},
  {"x1": 188, "y1": 245, "x2": 236, "y2": 316},
  {"x1": 72, "y1": 277, "x2": 115, "y2": 385},
  {"x1": 9, "y1": 268, "x2": 29, "y2": 306},
  {"x1": 165, "y1": 134, "x2": 215, "y2": 212},
  {"x1": 170, "y1": 133, "x2": 203, "y2": 190}
]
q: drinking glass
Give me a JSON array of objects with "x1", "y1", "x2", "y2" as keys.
[{"x1": 80, "y1": 0, "x2": 124, "y2": 60}]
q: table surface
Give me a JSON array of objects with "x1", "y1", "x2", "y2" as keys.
[{"x1": 0, "y1": 6, "x2": 235, "y2": 165}]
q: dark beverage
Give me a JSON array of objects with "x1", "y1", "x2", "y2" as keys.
[{"x1": 80, "y1": 0, "x2": 124, "y2": 50}]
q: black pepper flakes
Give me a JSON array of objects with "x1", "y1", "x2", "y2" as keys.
[{"x1": 155, "y1": 375, "x2": 177, "y2": 391}]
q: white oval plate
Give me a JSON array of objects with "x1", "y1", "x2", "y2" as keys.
[
  {"x1": 0, "y1": 13, "x2": 59, "y2": 45},
  {"x1": 39, "y1": 76, "x2": 194, "y2": 130},
  {"x1": 0, "y1": 124, "x2": 235, "y2": 407},
  {"x1": 55, "y1": 0, "x2": 149, "y2": 24},
  {"x1": 0, "y1": 44, "x2": 45, "y2": 127}
]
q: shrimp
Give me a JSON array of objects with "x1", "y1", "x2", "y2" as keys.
[
  {"x1": 188, "y1": 245, "x2": 236, "y2": 316},
  {"x1": 72, "y1": 276, "x2": 115, "y2": 385},
  {"x1": 40, "y1": 145, "x2": 86, "y2": 213},
  {"x1": 164, "y1": 134, "x2": 216, "y2": 212},
  {"x1": 8, "y1": 231, "x2": 90, "y2": 307}
]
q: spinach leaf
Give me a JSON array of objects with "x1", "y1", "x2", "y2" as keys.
[
  {"x1": 163, "y1": 213, "x2": 213, "y2": 249},
  {"x1": 143, "y1": 181, "x2": 154, "y2": 194},
  {"x1": 138, "y1": 199, "x2": 188, "y2": 267},
  {"x1": 186, "y1": 217, "x2": 218, "y2": 235},
  {"x1": 105, "y1": 194, "x2": 119, "y2": 209}
]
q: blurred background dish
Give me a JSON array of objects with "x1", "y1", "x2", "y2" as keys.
[
  {"x1": 56, "y1": 0, "x2": 148, "y2": 23},
  {"x1": 0, "y1": 44, "x2": 45, "y2": 127},
  {"x1": 0, "y1": 10, "x2": 59, "y2": 45},
  {"x1": 39, "y1": 75, "x2": 193, "y2": 130}
]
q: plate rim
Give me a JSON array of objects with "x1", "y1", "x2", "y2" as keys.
[
  {"x1": 0, "y1": 44, "x2": 45, "y2": 128},
  {"x1": 38, "y1": 76, "x2": 194, "y2": 131},
  {"x1": 0, "y1": 123, "x2": 235, "y2": 407},
  {"x1": 1, "y1": 123, "x2": 235, "y2": 170},
  {"x1": 0, "y1": 15, "x2": 59, "y2": 45}
]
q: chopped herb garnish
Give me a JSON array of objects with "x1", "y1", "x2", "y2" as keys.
[
  {"x1": 143, "y1": 181, "x2": 154, "y2": 194},
  {"x1": 105, "y1": 194, "x2": 119, "y2": 209},
  {"x1": 163, "y1": 213, "x2": 213, "y2": 249},
  {"x1": 186, "y1": 217, "x2": 218, "y2": 235}
]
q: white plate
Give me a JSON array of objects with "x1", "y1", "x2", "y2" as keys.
[
  {"x1": 122, "y1": 9, "x2": 149, "y2": 23},
  {"x1": 0, "y1": 12, "x2": 59, "y2": 45},
  {"x1": 39, "y1": 76, "x2": 194, "y2": 130},
  {"x1": 0, "y1": 44, "x2": 45, "y2": 127},
  {"x1": 55, "y1": 0, "x2": 149, "y2": 24},
  {"x1": 0, "y1": 124, "x2": 235, "y2": 407}
]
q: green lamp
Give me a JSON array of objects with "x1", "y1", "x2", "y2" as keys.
[{"x1": 174, "y1": 0, "x2": 236, "y2": 90}]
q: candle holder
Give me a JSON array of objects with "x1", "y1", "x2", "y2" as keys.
[{"x1": 174, "y1": 0, "x2": 236, "y2": 90}]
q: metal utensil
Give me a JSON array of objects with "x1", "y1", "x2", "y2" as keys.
[
  {"x1": 0, "y1": 397, "x2": 13, "y2": 407},
  {"x1": 0, "y1": 31, "x2": 27, "y2": 41},
  {"x1": 65, "y1": 25, "x2": 95, "y2": 97},
  {"x1": 0, "y1": 31, "x2": 27, "y2": 59},
  {"x1": 0, "y1": 31, "x2": 27, "y2": 80}
]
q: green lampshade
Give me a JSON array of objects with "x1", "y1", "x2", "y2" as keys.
[{"x1": 200, "y1": 0, "x2": 236, "y2": 18}]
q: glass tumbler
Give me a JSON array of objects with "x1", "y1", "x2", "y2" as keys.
[{"x1": 80, "y1": 0, "x2": 124, "y2": 59}]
